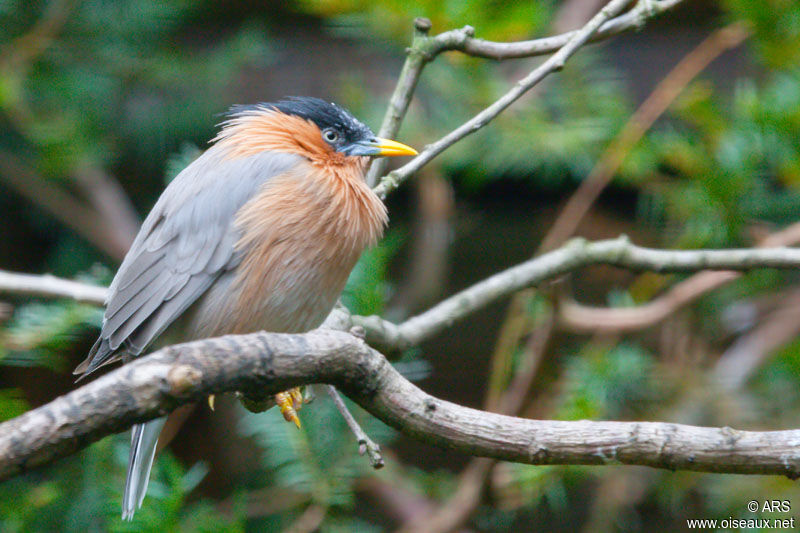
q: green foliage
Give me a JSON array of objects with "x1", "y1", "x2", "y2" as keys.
[
  {"x1": 0, "y1": 435, "x2": 242, "y2": 533},
  {"x1": 297, "y1": 0, "x2": 553, "y2": 42},
  {"x1": 0, "y1": 300, "x2": 101, "y2": 371},
  {"x1": 0, "y1": 0, "x2": 269, "y2": 181},
  {"x1": 443, "y1": 54, "x2": 632, "y2": 191},
  {"x1": 237, "y1": 396, "x2": 396, "y2": 529},
  {"x1": 636, "y1": 69, "x2": 800, "y2": 248},
  {"x1": 556, "y1": 343, "x2": 658, "y2": 421},
  {"x1": 342, "y1": 229, "x2": 404, "y2": 315},
  {"x1": 724, "y1": 0, "x2": 800, "y2": 68}
]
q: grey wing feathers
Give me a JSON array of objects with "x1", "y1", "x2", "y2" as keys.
[{"x1": 74, "y1": 149, "x2": 303, "y2": 377}]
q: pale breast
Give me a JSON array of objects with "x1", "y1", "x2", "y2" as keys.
[{"x1": 184, "y1": 158, "x2": 386, "y2": 338}]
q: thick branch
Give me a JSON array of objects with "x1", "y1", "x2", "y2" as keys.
[{"x1": 2, "y1": 329, "x2": 800, "y2": 481}]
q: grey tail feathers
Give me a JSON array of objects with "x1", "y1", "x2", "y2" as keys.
[{"x1": 122, "y1": 417, "x2": 167, "y2": 521}]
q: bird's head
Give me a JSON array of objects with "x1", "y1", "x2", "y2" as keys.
[{"x1": 214, "y1": 96, "x2": 417, "y2": 166}]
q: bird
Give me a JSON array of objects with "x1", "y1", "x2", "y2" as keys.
[{"x1": 71, "y1": 96, "x2": 417, "y2": 520}]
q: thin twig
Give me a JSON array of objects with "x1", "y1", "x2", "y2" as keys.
[
  {"x1": 440, "y1": 0, "x2": 684, "y2": 61},
  {"x1": 366, "y1": 18, "x2": 433, "y2": 187},
  {"x1": 373, "y1": 0, "x2": 646, "y2": 199},
  {"x1": 355, "y1": 236, "x2": 800, "y2": 349},
  {"x1": 325, "y1": 385, "x2": 384, "y2": 469},
  {"x1": 367, "y1": 0, "x2": 686, "y2": 189},
  {"x1": 539, "y1": 21, "x2": 751, "y2": 252},
  {"x1": 558, "y1": 220, "x2": 800, "y2": 334}
]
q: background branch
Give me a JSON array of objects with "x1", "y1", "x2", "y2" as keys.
[
  {"x1": 6, "y1": 234, "x2": 800, "y2": 350},
  {"x1": 366, "y1": 0, "x2": 686, "y2": 186},
  {"x1": 539, "y1": 21, "x2": 751, "y2": 252},
  {"x1": 0, "y1": 149, "x2": 129, "y2": 260},
  {"x1": 2, "y1": 329, "x2": 800, "y2": 482},
  {"x1": 0, "y1": 269, "x2": 108, "y2": 304},
  {"x1": 445, "y1": 0, "x2": 683, "y2": 60},
  {"x1": 373, "y1": 0, "x2": 635, "y2": 199},
  {"x1": 354, "y1": 236, "x2": 800, "y2": 349}
]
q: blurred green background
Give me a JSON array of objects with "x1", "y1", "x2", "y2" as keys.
[{"x1": 3, "y1": 0, "x2": 800, "y2": 531}]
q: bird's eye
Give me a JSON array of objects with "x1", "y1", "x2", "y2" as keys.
[{"x1": 323, "y1": 129, "x2": 340, "y2": 143}]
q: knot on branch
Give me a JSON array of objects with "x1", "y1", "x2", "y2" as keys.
[
  {"x1": 413, "y1": 17, "x2": 432, "y2": 34},
  {"x1": 167, "y1": 365, "x2": 202, "y2": 396}
]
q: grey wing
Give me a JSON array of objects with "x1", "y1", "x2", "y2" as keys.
[{"x1": 74, "y1": 148, "x2": 304, "y2": 377}]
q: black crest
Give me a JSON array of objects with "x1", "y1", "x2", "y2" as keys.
[{"x1": 228, "y1": 96, "x2": 375, "y2": 147}]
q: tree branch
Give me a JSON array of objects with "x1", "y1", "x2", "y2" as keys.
[
  {"x1": 7, "y1": 235, "x2": 800, "y2": 351},
  {"x1": 0, "y1": 149, "x2": 129, "y2": 260},
  {"x1": 354, "y1": 236, "x2": 800, "y2": 349},
  {"x1": 538, "y1": 21, "x2": 750, "y2": 252},
  {"x1": 557, "y1": 220, "x2": 800, "y2": 334},
  {"x1": 366, "y1": 17, "x2": 432, "y2": 187},
  {"x1": 0, "y1": 269, "x2": 108, "y2": 304},
  {"x1": 372, "y1": 0, "x2": 668, "y2": 199},
  {"x1": 439, "y1": 0, "x2": 684, "y2": 61},
  {"x1": 365, "y1": 0, "x2": 686, "y2": 187},
  {"x1": 2, "y1": 328, "x2": 800, "y2": 481}
]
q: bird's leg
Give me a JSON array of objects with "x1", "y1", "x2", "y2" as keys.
[
  {"x1": 235, "y1": 387, "x2": 308, "y2": 429},
  {"x1": 275, "y1": 388, "x2": 306, "y2": 428}
]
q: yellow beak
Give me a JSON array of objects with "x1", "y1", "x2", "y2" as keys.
[
  {"x1": 373, "y1": 137, "x2": 418, "y2": 157},
  {"x1": 347, "y1": 137, "x2": 418, "y2": 157}
]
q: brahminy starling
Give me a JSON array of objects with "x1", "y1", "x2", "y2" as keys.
[{"x1": 72, "y1": 97, "x2": 417, "y2": 519}]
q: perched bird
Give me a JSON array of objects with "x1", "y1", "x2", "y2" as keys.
[{"x1": 72, "y1": 97, "x2": 417, "y2": 520}]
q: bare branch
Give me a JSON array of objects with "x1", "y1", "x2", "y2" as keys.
[
  {"x1": 557, "y1": 220, "x2": 800, "y2": 334},
  {"x1": 373, "y1": 0, "x2": 649, "y2": 199},
  {"x1": 366, "y1": 1, "x2": 686, "y2": 187},
  {"x1": 6, "y1": 235, "x2": 800, "y2": 351},
  {"x1": 2, "y1": 329, "x2": 800, "y2": 481},
  {"x1": 355, "y1": 236, "x2": 800, "y2": 349},
  {"x1": 366, "y1": 18, "x2": 432, "y2": 187},
  {"x1": 0, "y1": 269, "x2": 108, "y2": 304},
  {"x1": 0, "y1": 149, "x2": 128, "y2": 260},
  {"x1": 539, "y1": 21, "x2": 751, "y2": 252},
  {"x1": 442, "y1": 0, "x2": 684, "y2": 61},
  {"x1": 326, "y1": 384, "x2": 384, "y2": 469},
  {"x1": 558, "y1": 271, "x2": 741, "y2": 333},
  {"x1": 713, "y1": 287, "x2": 800, "y2": 390}
]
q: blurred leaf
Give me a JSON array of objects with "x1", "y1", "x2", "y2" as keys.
[
  {"x1": 556, "y1": 343, "x2": 658, "y2": 420},
  {"x1": 1, "y1": 300, "x2": 102, "y2": 371},
  {"x1": 342, "y1": 229, "x2": 404, "y2": 315}
]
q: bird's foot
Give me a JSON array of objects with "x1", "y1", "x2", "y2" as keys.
[{"x1": 275, "y1": 388, "x2": 305, "y2": 428}]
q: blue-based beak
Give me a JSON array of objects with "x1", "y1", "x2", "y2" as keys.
[{"x1": 345, "y1": 137, "x2": 418, "y2": 157}]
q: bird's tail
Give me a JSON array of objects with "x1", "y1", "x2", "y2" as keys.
[{"x1": 122, "y1": 417, "x2": 166, "y2": 520}]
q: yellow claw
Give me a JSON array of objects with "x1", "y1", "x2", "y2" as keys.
[
  {"x1": 290, "y1": 388, "x2": 304, "y2": 407},
  {"x1": 208, "y1": 395, "x2": 216, "y2": 411},
  {"x1": 275, "y1": 391, "x2": 302, "y2": 429}
]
